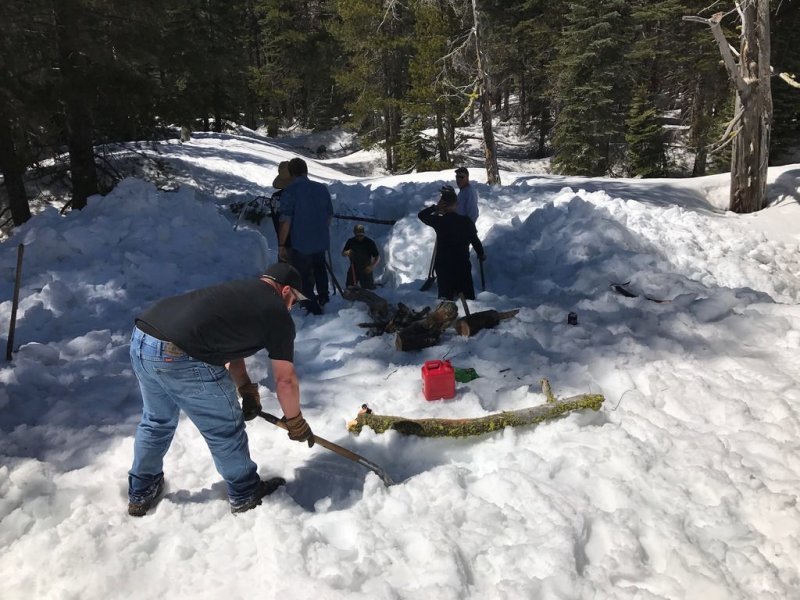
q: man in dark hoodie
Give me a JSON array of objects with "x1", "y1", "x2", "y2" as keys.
[{"x1": 418, "y1": 186, "x2": 485, "y2": 300}]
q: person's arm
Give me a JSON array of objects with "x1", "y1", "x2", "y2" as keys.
[
  {"x1": 368, "y1": 240, "x2": 380, "y2": 270},
  {"x1": 277, "y1": 189, "x2": 295, "y2": 259},
  {"x1": 227, "y1": 358, "x2": 250, "y2": 387},
  {"x1": 326, "y1": 188, "x2": 333, "y2": 226},
  {"x1": 418, "y1": 205, "x2": 438, "y2": 226},
  {"x1": 227, "y1": 358, "x2": 262, "y2": 420},
  {"x1": 271, "y1": 358, "x2": 301, "y2": 419},
  {"x1": 342, "y1": 238, "x2": 353, "y2": 257},
  {"x1": 469, "y1": 222, "x2": 485, "y2": 259},
  {"x1": 468, "y1": 187, "x2": 479, "y2": 223},
  {"x1": 277, "y1": 220, "x2": 291, "y2": 260}
]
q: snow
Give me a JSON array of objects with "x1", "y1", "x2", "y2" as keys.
[{"x1": 1, "y1": 131, "x2": 799, "y2": 600}]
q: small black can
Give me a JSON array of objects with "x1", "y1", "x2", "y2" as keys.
[{"x1": 567, "y1": 312, "x2": 578, "y2": 326}]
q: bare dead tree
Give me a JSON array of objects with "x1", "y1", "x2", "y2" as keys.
[
  {"x1": 425, "y1": 0, "x2": 501, "y2": 184},
  {"x1": 684, "y1": 2, "x2": 792, "y2": 213}
]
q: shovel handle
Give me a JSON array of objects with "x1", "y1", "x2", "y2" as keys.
[{"x1": 257, "y1": 411, "x2": 395, "y2": 486}]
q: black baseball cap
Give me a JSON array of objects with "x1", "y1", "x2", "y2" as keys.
[
  {"x1": 263, "y1": 263, "x2": 308, "y2": 300},
  {"x1": 440, "y1": 185, "x2": 457, "y2": 204}
]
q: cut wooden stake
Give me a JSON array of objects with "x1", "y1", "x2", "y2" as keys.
[{"x1": 6, "y1": 244, "x2": 24, "y2": 361}]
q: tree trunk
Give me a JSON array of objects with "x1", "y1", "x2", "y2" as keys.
[
  {"x1": 518, "y1": 67, "x2": 527, "y2": 137},
  {"x1": 54, "y1": 0, "x2": 98, "y2": 211},
  {"x1": 436, "y1": 112, "x2": 448, "y2": 162},
  {"x1": 685, "y1": 3, "x2": 772, "y2": 213},
  {"x1": 348, "y1": 379, "x2": 604, "y2": 437},
  {"x1": 446, "y1": 114, "x2": 456, "y2": 149},
  {"x1": 471, "y1": 0, "x2": 501, "y2": 185},
  {"x1": 730, "y1": 0, "x2": 771, "y2": 214},
  {"x1": 0, "y1": 109, "x2": 31, "y2": 226},
  {"x1": 455, "y1": 309, "x2": 519, "y2": 337},
  {"x1": 690, "y1": 73, "x2": 708, "y2": 176},
  {"x1": 537, "y1": 106, "x2": 548, "y2": 157}
]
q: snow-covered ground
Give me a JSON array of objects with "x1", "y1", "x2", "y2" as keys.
[{"x1": 1, "y1": 131, "x2": 799, "y2": 599}]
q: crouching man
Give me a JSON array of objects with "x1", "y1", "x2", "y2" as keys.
[{"x1": 127, "y1": 263, "x2": 315, "y2": 516}]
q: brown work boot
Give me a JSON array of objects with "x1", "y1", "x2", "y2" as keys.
[
  {"x1": 230, "y1": 477, "x2": 286, "y2": 514},
  {"x1": 128, "y1": 477, "x2": 165, "y2": 517}
]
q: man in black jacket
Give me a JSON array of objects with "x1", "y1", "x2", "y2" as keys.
[{"x1": 418, "y1": 186, "x2": 485, "y2": 300}]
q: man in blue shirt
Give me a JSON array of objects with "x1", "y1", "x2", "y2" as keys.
[
  {"x1": 455, "y1": 166, "x2": 479, "y2": 223},
  {"x1": 278, "y1": 158, "x2": 333, "y2": 314}
]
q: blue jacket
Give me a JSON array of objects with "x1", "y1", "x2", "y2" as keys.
[{"x1": 279, "y1": 175, "x2": 333, "y2": 254}]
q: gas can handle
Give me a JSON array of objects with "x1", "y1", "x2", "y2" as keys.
[{"x1": 426, "y1": 360, "x2": 442, "y2": 370}]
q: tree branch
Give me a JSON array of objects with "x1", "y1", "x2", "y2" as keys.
[
  {"x1": 725, "y1": 40, "x2": 800, "y2": 89},
  {"x1": 347, "y1": 379, "x2": 604, "y2": 437},
  {"x1": 683, "y1": 14, "x2": 751, "y2": 99}
]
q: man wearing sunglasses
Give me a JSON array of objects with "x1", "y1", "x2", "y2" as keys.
[
  {"x1": 454, "y1": 166, "x2": 479, "y2": 223},
  {"x1": 127, "y1": 263, "x2": 314, "y2": 517}
]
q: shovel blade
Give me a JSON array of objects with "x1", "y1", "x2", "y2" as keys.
[{"x1": 419, "y1": 276, "x2": 436, "y2": 291}]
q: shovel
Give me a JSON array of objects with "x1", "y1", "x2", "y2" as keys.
[
  {"x1": 419, "y1": 242, "x2": 437, "y2": 291},
  {"x1": 258, "y1": 411, "x2": 395, "y2": 486},
  {"x1": 324, "y1": 255, "x2": 347, "y2": 297}
]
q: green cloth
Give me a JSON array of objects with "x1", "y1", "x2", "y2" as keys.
[{"x1": 454, "y1": 367, "x2": 479, "y2": 383}]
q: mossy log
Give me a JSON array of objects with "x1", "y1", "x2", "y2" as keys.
[
  {"x1": 347, "y1": 380, "x2": 604, "y2": 438},
  {"x1": 455, "y1": 309, "x2": 520, "y2": 337}
]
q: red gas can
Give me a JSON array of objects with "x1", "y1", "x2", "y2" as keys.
[{"x1": 421, "y1": 360, "x2": 456, "y2": 401}]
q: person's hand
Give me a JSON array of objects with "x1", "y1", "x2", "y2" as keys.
[
  {"x1": 364, "y1": 265, "x2": 373, "y2": 274},
  {"x1": 282, "y1": 412, "x2": 315, "y2": 447},
  {"x1": 238, "y1": 383, "x2": 262, "y2": 421},
  {"x1": 343, "y1": 250, "x2": 352, "y2": 257}
]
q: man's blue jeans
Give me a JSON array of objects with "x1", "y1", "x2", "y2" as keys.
[{"x1": 128, "y1": 327, "x2": 261, "y2": 505}]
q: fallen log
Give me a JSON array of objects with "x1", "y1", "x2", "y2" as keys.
[
  {"x1": 455, "y1": 308, "x2": 520, "y2": 337},
  {"x1": 344, "y1": 287, "x2": 391, "y2": 320},
  {"x1": 394, "y1": 301, "x2": 458, "y2": 351},
  {"x1": 347, "y1": 379, "x2": 604, "y2": 437}
]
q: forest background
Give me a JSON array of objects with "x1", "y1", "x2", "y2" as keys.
[{"x1": 1, "y1": 0, "x2": 798, "y2": 228}]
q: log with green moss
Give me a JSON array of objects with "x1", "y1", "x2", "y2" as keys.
[{"x1": 347, "y1": 380, "x2": 604, "y2": 438}]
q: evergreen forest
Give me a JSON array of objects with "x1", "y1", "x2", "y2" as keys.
[{"x1": 1, "y1": 0, "x2": 798, "y2": 226}]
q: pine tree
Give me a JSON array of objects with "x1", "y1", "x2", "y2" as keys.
[
  {"x1": 551, "y1": 0, "x2": 633, "y2": 176},
  {"x1": 770, "y1": 3, "x2": 800, "y2": 163},
  {"x1": 330, "y1": 0, "x2": 413, "y2": 172},
  {"x1": 402, "y1": 0, "x2": 466, "y2": 168},
  {"x1": 624, "y1": 0, "x2": 687, "y2": 177},
  {"x1": 508, "y1": 0, "x2": 567, "y2": 155},
  {"x1": 626, "y1": 86, "x2": 667, "y2": 177}
]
